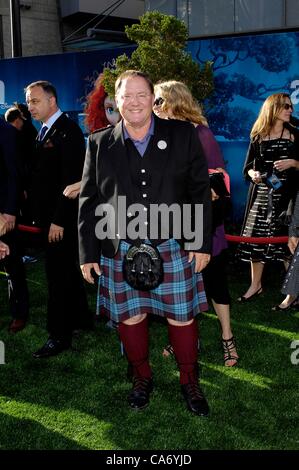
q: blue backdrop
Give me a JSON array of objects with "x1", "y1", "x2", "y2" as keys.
[
  {"x1": 0, "y1": 46, "x2": 134, "y2": 115},
  {"x1": 1, "y1": 32, "x2": 299, "y2": 222},
  {"x1": 188, "y1": 31, "x2": 299, "y2": 222}
]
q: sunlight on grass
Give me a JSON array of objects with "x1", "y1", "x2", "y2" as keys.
[
  {"x1": 203, "y1": 363, "x2": 272, "y2": 389},
  {"x1": 1, "y1": 258, "x2": 298, "y2": 450},
  {"x1": 203, "y1": 312, "x2": 298, "y2": 340},
  {"x1": 199, "y1": 379, "x2": 222, "y2": 390},
  {"x1": 0, "y1": 397, "x2": 115, "y2": 450},
  {"x1": 246, "y1": 323, "x2": 299, "y2": 340}
]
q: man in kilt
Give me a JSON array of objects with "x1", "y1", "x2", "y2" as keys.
[{"x1": 79, "y1": 70, "x2": 212, "y2": 416}]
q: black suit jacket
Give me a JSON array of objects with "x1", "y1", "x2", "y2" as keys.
[
  {"x1": 78, "y1": 115, "x2": 212, "y2": 264},
  {"x1": 0, "y1": 119, "x2": 17, "y2": 216},
  {"x1": 31, "y1": 113, "x2": 86, "y2": 229}
]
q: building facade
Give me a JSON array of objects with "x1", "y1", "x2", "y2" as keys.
[
  {"x1": 0, "y1": 0, "x2": 144, "y2": 58},
  {"x1": 0, "y1": 0, "x2": 63, "y2": 58},
  {"x1": 1, "y1": 0, "x2": 299, "y2": 59},
  {"x1": 145, "y1": 0, "x2": 299, "y2": 37}
]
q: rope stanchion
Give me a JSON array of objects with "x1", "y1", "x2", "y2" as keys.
[
  {"x1": 17, "y1": 224, "x2": 42, "y2": 234},
  {"x1": 16, "y1": 224, "x2": 288, "y2": 244},
  {"x1": 225, "y1": 234, "x2": 288, "y2": 244}
]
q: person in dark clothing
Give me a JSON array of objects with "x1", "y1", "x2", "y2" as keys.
[
  {"x1": 79, "y1": 70, "x2": 212, "y2": 416},
  {"x1": 25, "y1": 80, "x2": 92, "y2": 358},
  {"x1": 0, "y1": 118, "x2": 29, "y2": 333},
  {"x1": 5, "y1": 104, "x2": 38, "y2": 225},
  {"x1": 237, "y1": 93, "x2": 299, "y2": 301}
]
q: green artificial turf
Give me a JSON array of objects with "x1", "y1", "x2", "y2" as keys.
[{"x1": 0, "y1": 249, "x2": 298, "y2": 450}]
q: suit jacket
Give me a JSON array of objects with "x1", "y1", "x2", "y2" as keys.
[
  {"x1": 289, "y1": 190, "x2": 299, "y2": 238},
  {"x1": 31, "y1": 113, "x2": 85, "y2": 229},
  {"x1": 78, "y1": 115, "x2": 212, "y2": 264},
  {"x1": 0, "y1": 119, "x2": 17, "y2": 216}
]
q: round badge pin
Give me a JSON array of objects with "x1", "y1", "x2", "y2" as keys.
[{"x1": 157, "y1": 140, "x2": 167, "y2": 150}]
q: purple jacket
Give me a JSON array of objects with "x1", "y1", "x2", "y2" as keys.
[{"x1": 196, "y1": 124, "x2": 228, "y2": 257}]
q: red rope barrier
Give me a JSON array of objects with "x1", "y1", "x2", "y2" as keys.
[
  {"x1": 225, "y1": 234, "x2": 288, "y2": 244},
  {"x1": 16, "y1": 224, "x2": 288, "y2": 244},
  {"x1": 17, "y1": 224, "x2": 42, "y2": 234}
]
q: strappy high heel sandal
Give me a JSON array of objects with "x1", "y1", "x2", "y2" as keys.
[
  {"x1": 162, "y1": 344, "x2": 174, "y2": 357},
  {"x1": 162, "y1": 339, "x2": 200, "y2": 357},
  {"x1": 222, "y1": 336, "x2": 238, "y2": 367}
]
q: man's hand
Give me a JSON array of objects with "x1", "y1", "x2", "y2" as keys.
[
  {"x1": 80, "y1": 263, "x2": 101, "y2": 284},
  {"x1": 0, "y1": 241, "x2": 10, "y2": 259},
  {"x1": 0, "y1": 213, "x2": 7, "y2": 237},
  {"x1": 48, "y1": 223, "x2": 64, "y2": 243},
  {"x1": 2, "y1": 213, "x2": 16, "y2": 233},
  {"x1": 288, "y1": 236, "x2": 299, "y2": 254},
  {"x1": 63, "y1": 181, "x2": 81, "y2": 199},
  {"x1": 211, "y1": 188, "x2": 219, "y2": 201},
  {"x1": 188, "y1": 252, "x2": 211, "y2": 273}
]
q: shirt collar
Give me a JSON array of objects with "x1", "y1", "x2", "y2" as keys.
[
  {"x1": 123, "y1": 115, "x2": 155, "y2": 142},
  {"x1": 42, "y1": 108, "x2": 63, "y2": 130}
]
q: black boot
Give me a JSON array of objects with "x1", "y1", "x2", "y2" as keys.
[{"x1": 181, "y1": 381, "x2": 209, "y2": 417}]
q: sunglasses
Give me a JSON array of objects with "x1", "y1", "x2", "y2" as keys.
[
  {"x1": 283, "y1": 103, "x2": 293, "y2": 110},
  {"x1": 154, "y1": 97, "x2": 164, "y2": 107}
]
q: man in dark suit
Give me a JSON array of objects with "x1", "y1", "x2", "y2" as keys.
[
  {"x1": 0, "y1": 119, "x2": 17, "y2": 236},
  {"x1": 0, "y1": 117, "x2": 29, "y2": 332},
  {"x1": 79, "y1": 70, "x2": 212, "y2": 416},
  {"x1": 25, "y1": 81, "x2": 92, "y2": 358}
]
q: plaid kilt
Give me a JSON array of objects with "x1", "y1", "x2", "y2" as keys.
[{"x1": 96, "y1": 238, "x2": 208, "y2": 323}]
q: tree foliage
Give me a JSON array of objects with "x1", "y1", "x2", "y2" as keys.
[
  {"x1": 209, "y1": 35, "x2": 293, "y2": 72},
  {"x1": 101, "y1": 11, "x2": 214, "y2": 102},
  {"x1": 208, "y1": 106, "x2": 256, "y2": 140}
]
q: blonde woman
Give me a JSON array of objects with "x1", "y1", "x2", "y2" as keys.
[
  {"x1": 238, "y1": 93, "x2": 299, "y2": 303},
  {"x1": 154, "y1": 80, "x2": 238, "y2": 366}
]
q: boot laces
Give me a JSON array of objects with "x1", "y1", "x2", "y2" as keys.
[
  {"x1": 133, "y1": 376, "x2": 151, "y2": 392},
  {"x1": 185, "y1": 382, "x2": 204, "y2": 401}
]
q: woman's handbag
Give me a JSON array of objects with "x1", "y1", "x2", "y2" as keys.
[
  {"x1": 123, "y1": 244, "x2": 164, "y2": 291},
  {"x1": 209, "y1": 170, "x2": 230, "y2": 198},
  {"x1": 208, "y1": 170, "x2": 231, "y2": 230}
]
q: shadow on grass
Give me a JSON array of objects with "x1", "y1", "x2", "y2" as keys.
[
  {"x1": 0, "y1": 257, "x2": 299, "y2": 450},
  {"x1": 0, "y1": 412, "x2": 88, "y2": 450}
]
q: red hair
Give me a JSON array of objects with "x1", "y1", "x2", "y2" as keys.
[{"x1": 84, "y1": 75, "x2": 110, "y2": 132}]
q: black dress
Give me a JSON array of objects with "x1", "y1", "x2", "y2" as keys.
[
  {"x1": 238, "y1": 136, "x2": 297, "y2": 263},
  {"x1": 281, "y1": 191, "x2": 299, "y2": 296}
]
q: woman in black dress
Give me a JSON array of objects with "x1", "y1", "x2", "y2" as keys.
[{"x1": 238, "y1": 93, "x2": 299, "y2": 301}]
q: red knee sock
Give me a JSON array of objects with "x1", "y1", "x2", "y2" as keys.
[
  {"x1": 168, "y1": 321, "x2": 199, "y2": 384},
  {"x1": 118, "y1": 317, "x2": 152, "y2": 378}
]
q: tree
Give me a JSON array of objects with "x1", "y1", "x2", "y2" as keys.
[
  {"x1": 200, "y1": 33, "x2": 297, "y2": 138},
  {"x1": 101, "y1": 11, "x2": 214, "y2": 102},
  {"x1": 208, "y1": 106, "x2": 256, "y2": 140},
  {"x1": 206, "y1": 35, "x2": 293, "y2": 72}
]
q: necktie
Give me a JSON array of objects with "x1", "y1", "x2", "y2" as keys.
[{"x1": 39, "y1": 125, "x2": 48, "y2": 141}]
